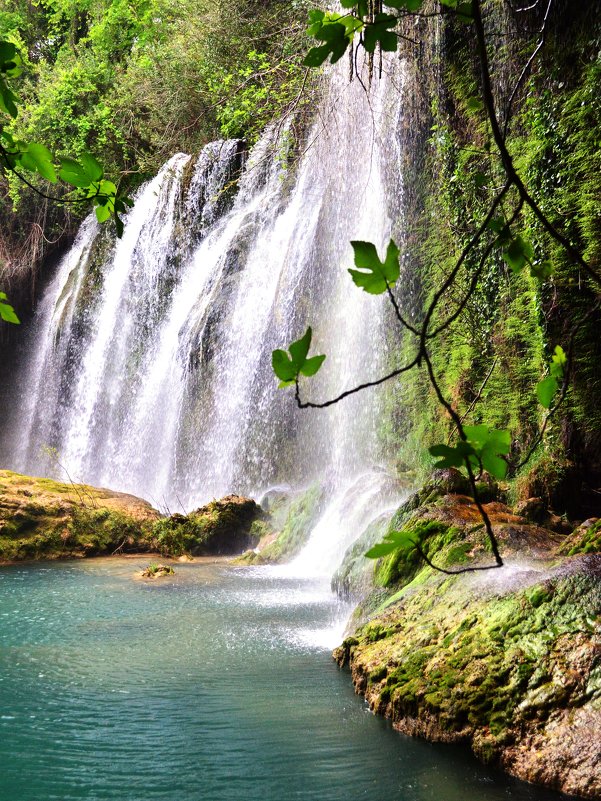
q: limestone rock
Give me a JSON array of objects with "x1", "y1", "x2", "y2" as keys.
[
  {"x1": 336, "y1": 487, "x2": 601, "y2": 798},
  {"x1": 0, "y1": 469, "x2": 159, "y2": 562},
  {"x1": 155, "y1": 494, "x2": 264, "y2": 557}
]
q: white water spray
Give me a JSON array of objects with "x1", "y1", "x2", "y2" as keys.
[{"x1": 5, "y1": 55, "x2": 409, "y2": 576}]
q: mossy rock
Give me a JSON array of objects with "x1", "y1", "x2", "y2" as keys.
[
  {"x1": 0, "y1": 470, "x2": 159, "y2": 562},
  {"x1": 154, "y1": 494, "x2": 263, "y2": 557},
  {"x1": 558, "y1": 518, "x2": 601, "y2": 556},
  {"x1": 141, "y1": 563, "x2": 175, "y2": 579},
  {"x1": 252, "y1": 484, "x2": 324, "y2": 564}
]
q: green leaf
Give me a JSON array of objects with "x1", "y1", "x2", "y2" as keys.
[
  {"x1": 272, "y1": 349, "x2": 296, "y2": 386},
  {"x1": 305, "y1": 21, "x2": 350, "y2": 65},
  {"x1": 503, "y1": 234, "x2": 534, "y2": 273},
  {"x1": 348, "y1": 239, "x2": 400, "y2": 295},
  {"x1": 58, "y1": 157, "x2": 93, "y2": 188},
  {"x1": 363, "y1": 14, "x2": 398, "y2": 53},
  {"x1": 365, "y1": 540, "x2": 401, "y2": 558},
  {"x1": 304, "y1": 44, "x2": 332, "y2": 67},
  {"x1": 301, "y1": 354, "x2": 326, "y2": 377},
  {"x1": 463, "y1": 425, "x2": 510, "y2": 479},
  {"x1": 0, "y1": 82, "x2": 18, "y2": 117},
  {"x1": 272, "y1": 327, "x2": 326, "y2": 387},
  {"x1": 431, "y1": 427, "x2": 510, "y2": 479},
  {"x1": 429, "y1": 440, "x2": 475, "y2": 469},
  {"x1": 95, "y1": 204, "x2": 111, "y2": 223},
  {"x1": 487, "y1": 217, "x2": 505, "y2": 234},
  {"x1": 530, "y1": 260, "x2": 553, "y2": 281},
  {"x1": 536, "y1": 375, "x2": 558, "y2": 409},
  {"x1": 463, "y1": 425, "x2": 510, "y2": 454},
  {"x1": 0, "y1": 297, "x2": 20, "y2": 324},
  {"x1": 289, "y1": 326, "x2": 312, "y2": 367},
  {"x1": 80, "y1": 152, "x2": 104, "y2": 182},
  {"x1": 385, "y1": 0, "x2": 423, "y2": 10},
  {"x1": 20, "y1": 143, "x2": 57, "y2": 182},
  {"x1": 0, "y1": 42, "x2": 16, "y2": 64},
  {"x1": 114, "y1": 213, "x2": 125, "y2": 239},
  {"x1": 550, "y1": 345, "x2": 567, "y2": 378},
  {"x1": 481, "y1": 452, "x2": 508, "y2": 480},
  {"x1": 365, "y1": 529, "x2": 417, "y2": 559}
]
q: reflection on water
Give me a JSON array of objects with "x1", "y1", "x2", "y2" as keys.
[{"x1": 0, "y1": 560, "x2": 569, "y2": 801}]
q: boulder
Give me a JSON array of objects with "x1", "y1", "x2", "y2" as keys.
[
  {"x1": 154, "y1": 494, "x2": 263, "y2": 556},
  {"x1": 0, "y1": 469, "x2": 159, "y2": 562}
]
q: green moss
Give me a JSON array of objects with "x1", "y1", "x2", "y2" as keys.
[
  {"x1": 154, "y1": 495, "x2": 261, "y2": 557},
  {"x1": 350, "y1": 566, "x2": 600, "y2": 746},
  {"x1": 256, "y1": 484, "x2": 324, "y2": 563},
  {"x1": 558, "y1": 519, "x2": 601, "y2": 556},
  {"x1": 68, "y1": 506, "x2": 150, "y2": 555}
]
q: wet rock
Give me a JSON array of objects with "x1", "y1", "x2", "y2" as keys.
[
  {"x1": 141, "y1": 563, "x2": 175, "y2": 579},
  {"x1": 515, "y1": 497, "x2": 547, "y2": 524},
  {"x1": 246, "y1": 484, "x2": 324, "y2": 564},
  {"x1": 155, "y1": 495, "x2": 264, "y2": 557},
  {"x1": 558, "y1": 518, "x2": 601, "y2": 557},
  {"x1": 336, "y1": 482, "x2": 601, "y2": 798},
  {"x1": 423, "y1": 467, "x2": 471, "y2": 499}
]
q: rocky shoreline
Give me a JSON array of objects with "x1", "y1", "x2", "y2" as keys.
[
  {"x1": 0, "y1": 469, "x2": 264, "y2": 562},
  {"x1": 1, "y1": 466, "x2": 599, "y2": 797},
  {"x1": 332, "y1": 471, "x2": 601, "y2": 799}
]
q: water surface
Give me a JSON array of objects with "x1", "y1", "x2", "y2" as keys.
[{"x1": 0, "y1": 559, "x2": 571, "y2": 801}]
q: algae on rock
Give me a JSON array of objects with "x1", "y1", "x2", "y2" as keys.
[
  {"x1": 0, "y1": 469, "x2": 159, "y2": 561},
  {"x1": 334, "y1": 481, "x2": 601, "y2": 799},
  {"x1": 154, "y1": 494, "x2": 263, "y2": 557}
]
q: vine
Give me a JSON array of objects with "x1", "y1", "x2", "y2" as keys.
[{"x1": 272, "y1": 0, "x2": 599, "y2": 573}]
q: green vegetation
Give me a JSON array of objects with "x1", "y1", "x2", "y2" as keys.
[
  {"x1": 154, "y1": 495, "x2": 262, "y2": 557},
  {"x1": 0, "y1": 469, "x2": 158, "y2": 560},
  {"x1": 0, "y1": 0, "x2": 314, "y2": 295},
  {"x1": 254, "y1": 484, "x2": 324, "y2": 563},
  {"x1": 333, "y1": 482, "x2": 600, "y2": 794},
  {"x1": 141, "y1": 562, "x2": 175, "y2": 578},
  {"x1": 273, "y1": 1, "x2": 601, "y2": 574}
]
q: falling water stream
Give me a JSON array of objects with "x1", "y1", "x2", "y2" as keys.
[{"x1": 0, "y1": 54, "x2": 572, "y2": 801}]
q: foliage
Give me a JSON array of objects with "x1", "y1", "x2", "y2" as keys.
[
  {"x1": 0, "y1": 0, "x2": 313, "y2": 292},
  {"x1": 272, "y1": 326, "x2": 326, "y2": 387},
  {"x1": 0, "y1": 36, "x2": 129, "y2": 230},
  {"x1": 273, "y1": 0, "x2": 601, "y2": 573}
]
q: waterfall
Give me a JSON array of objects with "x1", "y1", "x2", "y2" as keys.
[{"x1": 4, "y1": 54, "x2": 408, "y2": 573}]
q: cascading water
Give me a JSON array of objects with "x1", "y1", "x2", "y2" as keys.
[{"x1": 3, "y1": 55, "x2": 409, "y2": 575}]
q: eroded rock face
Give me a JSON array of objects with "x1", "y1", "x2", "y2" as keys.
[{"x1": 335, "y1": 488, "x2": 601, "y2": 798}]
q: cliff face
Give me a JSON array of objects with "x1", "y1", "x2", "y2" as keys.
[
  {"x1": 334, "y1": 476, "x2": 601, "y2": 798},
  {"x1": 385, "y1": 1, "x2": 601, "y2": 517}
]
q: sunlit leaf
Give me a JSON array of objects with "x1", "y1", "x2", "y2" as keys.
[
  {"x1": 272, "y1": 327, "x2": 326, "y2": 387},
  {"x1": 349, "y1": 239, "x2": 400, "y2": 294},
  {"x1": 20, "y1": 143, "x2": 57, "y2": 182},
  {"x1": 0, "y1": 292, "x2": 20, "y2": 324}
]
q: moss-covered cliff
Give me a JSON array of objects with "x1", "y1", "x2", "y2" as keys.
[
  {"x1": 380, "y1": 1, "x2": 601, "y2": 520},
  {"x1": 334, "y1": 474, "x2": 601, "y2": 797}
]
